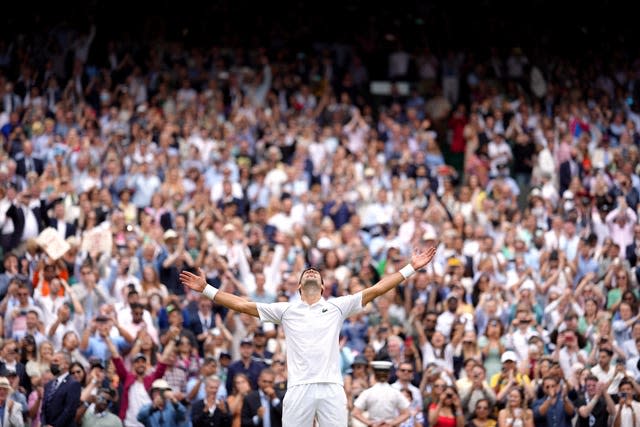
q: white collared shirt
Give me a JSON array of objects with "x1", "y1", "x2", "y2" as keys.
[{"x1": 257, "y1": 292, "x2": 363, "y2": 387}]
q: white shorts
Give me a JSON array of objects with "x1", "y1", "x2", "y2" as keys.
[{"x1": 282, "y1": 383, "x2": 348, "y2": 427}]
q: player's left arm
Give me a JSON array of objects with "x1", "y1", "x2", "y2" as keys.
[{"x1": 362, "y1": 246, "x2": 437, "y2": 306}]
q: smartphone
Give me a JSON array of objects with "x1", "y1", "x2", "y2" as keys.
[{"x1": 405, "y1": 336, "x2": 413, "y2": 347}]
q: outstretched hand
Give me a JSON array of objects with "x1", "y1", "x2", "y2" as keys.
[
  {"x1": 179, "y1": 268, "x2": 208, "y2": 293},
  {"x1": 410, "y1": 246, "x2": 437, "y2": 271}
]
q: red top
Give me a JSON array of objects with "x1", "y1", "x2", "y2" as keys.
[
  {"x1": 429, "y1": 403, "x2": 458, "y2": 427},
  {"x1": 113, "y1": 356, "x2": 167, "y2": 420}
]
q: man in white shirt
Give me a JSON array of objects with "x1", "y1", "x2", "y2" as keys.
[
  {"x1": 181, "y1": 246, "x2": 436, "y2": 427},
  {"x1": 353, "y1": 360, "x2": 410, "y2": 426},
  {"x1": 391, "y1": 361, "x2": 422, "y2": 411}
]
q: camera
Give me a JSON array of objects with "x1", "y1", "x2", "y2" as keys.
[{"x1": 619, "y1": 392, "x2": 628, "y2": 399}]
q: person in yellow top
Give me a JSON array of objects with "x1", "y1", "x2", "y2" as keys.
[{"x1": 489, "y1": 351, "x2": 535, "y2": 403}]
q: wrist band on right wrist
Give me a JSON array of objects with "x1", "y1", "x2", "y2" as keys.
[
  {"x1": 399, "y1": 263, "x2": 416, "y2": 279},
  {"x1": 203, "y1": 284, "x2": 219, "y2": 300}
]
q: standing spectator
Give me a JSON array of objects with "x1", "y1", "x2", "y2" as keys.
[
  {"x1": 41, "y1": 351, "x2": 82, "y2": 427},
  {"x1": 352, "y1": 361, "x2": 410, "y2": 427},
  {"x1": 612, "y1": 377, "x2": 640, "y2": 426},
  {"x1": 466, "y1": 398, "x2": 495, "y2": 427},
  {"x1": 0, "y1": 375, "x2": 24, "y2": 427},
  {"x1": 427, "y1": 385, "x2": 464, "y2": 427},
  {"x1": 391, "y1": 361, "x2": 422, "y2": 412},
  {"x1": 137, "y1": 379, "x2": 188, "y2": 427},
  {"x1": 225, "y1": 338, "x2": 265, "y2": 395},
  {"x1": 574, "y1": 374, "x2": 615, "y2": 427},
  {"x1": 80, "y1": 387, "x2": 123, "y2": 427},
  {"x1": 191, "y1": 376, "x2": 231, "y2": 427},
  {"x1": 497, "y1": 387, "x2": 533, "y2": 427},
  {"x1": 532, "y1": 376, "x2": 574, "y2": 427},
  {"x1": 240, "y1": 369, "x2": 282, "y2": 427},
  {"x1": 460, "y1": 364, "x2": 497, "y2": 417},
  {"x1": 105, "y1": 331, "x2": 175, "y2": 427}
]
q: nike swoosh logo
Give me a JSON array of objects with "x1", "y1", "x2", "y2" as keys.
[{"x1": 322, "y1": 308, "x2": 328, "y2": 313}]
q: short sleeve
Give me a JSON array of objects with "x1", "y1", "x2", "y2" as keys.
[
  {"x1": 330, "y1": 292, "x2": 364, "y2": 319},
  {"x1": 353, "y1": 389, "x2": 369, "y2": 410},
  {"x1": 396, "y1": 390, "x2": 410, "y2": 410},
  {"x1": 256, "y1": 302, "x2": 290, "y2": 324}
]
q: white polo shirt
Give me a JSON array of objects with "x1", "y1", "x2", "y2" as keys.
[{"x1": 257, "y1": 292, "x2": 363, "y2": 387}]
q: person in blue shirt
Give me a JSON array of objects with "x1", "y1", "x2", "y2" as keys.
[
  {"x1": 137, "y1": 379, "x2": 187, "y2": 427},
  {"x1": 533, "y1": 376, "x2": 575, "y2": 427}
]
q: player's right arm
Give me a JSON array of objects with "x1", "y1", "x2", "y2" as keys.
[{"x1": 180, "y1": 269, "x2": 259, "y2": 317}]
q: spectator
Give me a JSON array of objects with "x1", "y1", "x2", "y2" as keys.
[
  {"x1": 106, "y1": 331, "x2": 175, "y2": 427},
  {"x1": 532, "y1": 376, "x2": 574, "y2": 427},
  {"x1": 80, "y1": 387, "x2": 123, "y2": 427},
  {"x1": 137, "y1": 379, "x2": 187, "y2": 427},
  {"x1": 191, "y1": 375, "x2": 231, "y2": 427},
  {"x1": 41, "y1": 350, "x2": 82, "y2": 427},
  {"x1": 240, "y1": 368, "x2": 282, "y2": 427},
  {"x1": 0, "y1": 376, "x2": 23, "y2": 427}
]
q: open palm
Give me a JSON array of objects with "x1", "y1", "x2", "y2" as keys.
[
  {"x1": 411, "y1": 246, "x2": 437, "y2": 270},
  {"x1": 179, "y1": 268, "x2": 207, "y2": 292}
]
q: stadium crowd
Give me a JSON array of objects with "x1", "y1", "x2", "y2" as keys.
[{"x1": 2, "y1": 14, "x2": 640, "y2": 427}]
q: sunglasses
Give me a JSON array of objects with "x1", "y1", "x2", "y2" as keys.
[{"x1": 399, "y1": 369, "x2": 413, "y2": 373}]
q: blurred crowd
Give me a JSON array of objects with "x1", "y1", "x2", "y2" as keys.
[{"x1": 2, "y1": 18, "x2": 640, "y2": 427}]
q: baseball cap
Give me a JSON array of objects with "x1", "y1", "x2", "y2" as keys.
[
  {"x1": 501, "y1": 351, "x2": 518, "y2": 363},
  {"x1": 90, "y1": 358, "x2": 105, "y2": 369},
  {"x1": 0, "y1": 377, "x2": 11, "y2": 389},
  {"x1": 520, "y1": 279, "x2": 535, "y2": 292},
  {"x1": 240, "y1": 337, "x2": 253, "y2": 346},
  {"x1": 422, "y1": 230, "x2": 437, "y2": 241},
  {"x1": 163, "y1": 229, "x2": 178, "y2": 241},
  {"x1": 132, "y1": 353, "x2": 147, "y2": 362},
  {"x1": 151, "y1": 379, "x2": 171, "y2": 391}
]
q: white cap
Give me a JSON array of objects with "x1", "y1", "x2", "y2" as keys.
[
  {"x1": 370, "y1": 360, "x2": 393, "y2": 370},
  {"x1": 562, "y1": 190, "x2": 574, "y2": 200},
  {"x1": 520, "y1": 279, "x2": 535, "y2": 292},
  {"x1": 501, "y1": 351, "x2": 518, "y2": 363},
  {"x1": 548, "y1": 285, "x2": 562, "y2": 296},
  {"x1": 317, "y1": 236, "x2": 334, "y2": 250},
  {"x1": 151, "y1": 379, "x2": 171, "y2": 390},
  {"x1": 163, "y1": 229, "x2": 178, "y2": 241},
  {"x1": 422, "y1": 230, "x2": 437, "y2": 241},
  {"x1": 530, "y1": 188, "x2": 542, "y2": 198}
]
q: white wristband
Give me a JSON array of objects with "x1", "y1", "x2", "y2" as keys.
[
  {"x1": 202, "y1": 284, "x2": 219, "y2": 301},
  {"x1": 399, "y1": 263, "x2": 416, "y2": 280}
]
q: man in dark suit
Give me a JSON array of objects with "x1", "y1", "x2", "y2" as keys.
[
  {"x1": 45, "y1": 199, "x2": 77, "y2": 239},
  {"x1": 191, "y1": 376, "x2": 232, "y2": 427},
  {"x1": 41, "y1": 350, "x2": 81, "y2": 427},
  {"x1": 559, "y1": 147, "x2": 581, "y2": 195},
  {"x1": 626, "y1": 223, "x2": 640, "y2": 266},
  {"x1": 186, "y1": 295, "x2": 217, "y2": 356},
  {"x1": 241, "y1": 369, "x2": 283, "y2": 427},
  {"x1": 15, "y1": 140, "x2": 44, "y2": 177}
]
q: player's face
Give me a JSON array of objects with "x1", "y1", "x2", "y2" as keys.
[{"x1": 301, "y1": 268, "x2": 322, "y2": 284}]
